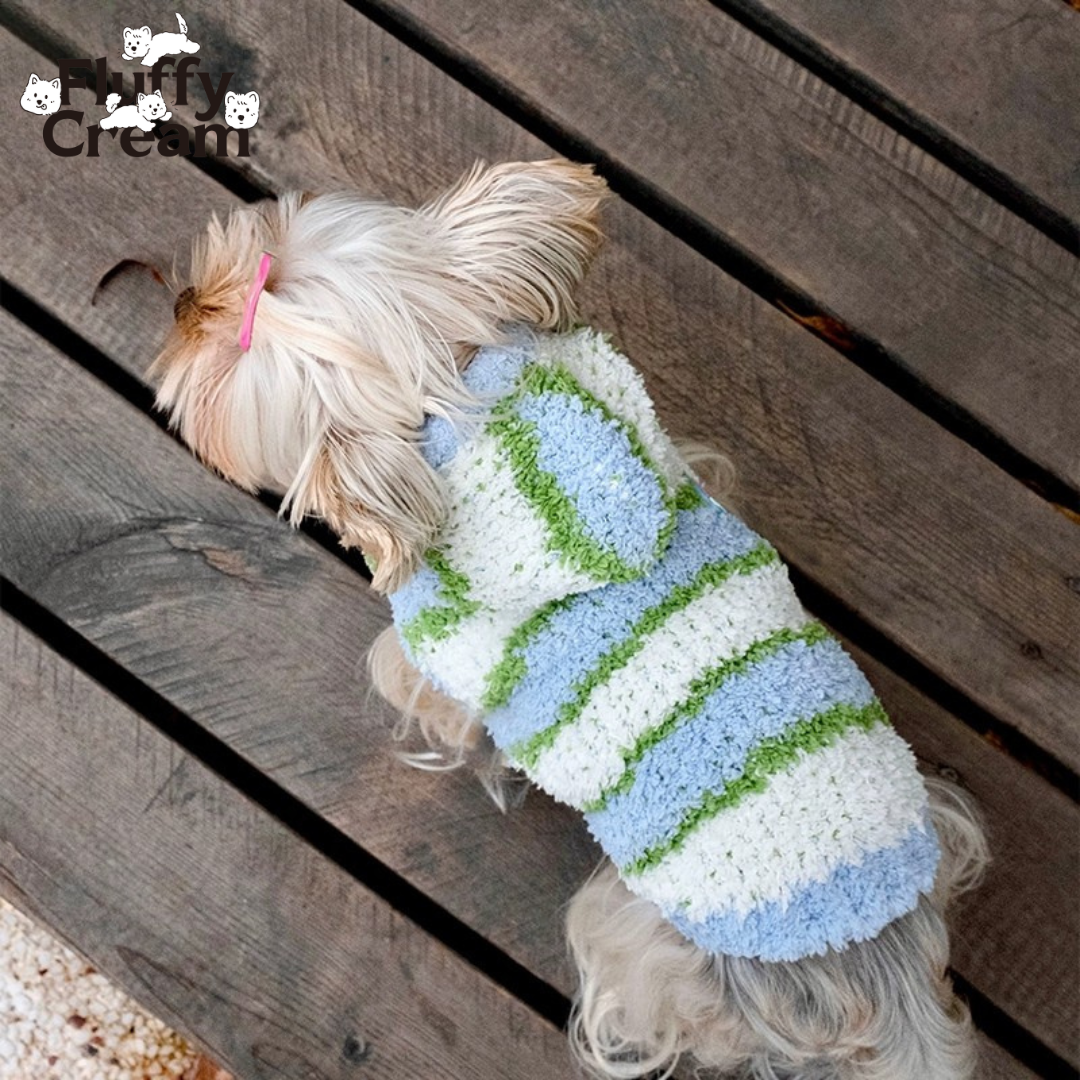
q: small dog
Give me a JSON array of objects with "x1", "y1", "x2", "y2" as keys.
[
  {"x1": 152, "y1": 160, "x2": 987, "y2": 1080},
  {"x1": 99, "y1": 90, "x2": 172, "y2": 132},
  {"x1": 123, "y1": 13, "x2": 200, "y2": 68},
  {"x1": 20, "y1": 73, "x2": 61, "y2": 116},
  {"x1": 224, "y1": 91, "x2": 260, "y2": 130}
]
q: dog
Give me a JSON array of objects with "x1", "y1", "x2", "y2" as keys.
[
  {"x1": 99, "y1": 90, "x2": 172, "y2": 132},
  {"x1": 224, "y1": 91, "x2": 259, "y2": 130},
  {"x1": 123, "y1": 13, "x2": 200, "y2": 68},
  {"x1": 151, "y1": 160, "x2": 987, "y2": 1080},
  {"x1": 20, "y1": 73, "x2": 61, "y2": 116}
]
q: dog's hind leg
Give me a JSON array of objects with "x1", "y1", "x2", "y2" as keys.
[{"x1": 367, "y1": 626, "x2": 481, "y2": 754}]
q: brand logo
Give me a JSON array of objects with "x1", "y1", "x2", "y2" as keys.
[{"x1": 20, "y1": 12, "x2": 261, "y2": 158}]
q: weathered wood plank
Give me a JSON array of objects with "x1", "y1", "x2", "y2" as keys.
[
  {"x1": 0, "y1": 607, "x2": 1041, "y2": 1080},
  {"x1": 351, "y1": 0, "x2": 1080, "y2": 491},
  {"x1": 1, "y1": 25, "x2": 1076, "y2": 773},
  {"x1": 0, "y1": 610, "x2": 573, "y2": 1079},
  {"x1": 721, "y1": 0, "x2": 1080, "y2": 233},
  {"x1": 3, "y1": 291, "x2": 1078, "y2": 1065}
]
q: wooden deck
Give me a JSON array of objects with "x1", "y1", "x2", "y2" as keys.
[{"x1": 1, "y1": 1, "x2": 1077, "y2": 1077}]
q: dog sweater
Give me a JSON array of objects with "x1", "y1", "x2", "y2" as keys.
[{"x1": 388, "y1": 328, "x2": 939, "y2": 962}]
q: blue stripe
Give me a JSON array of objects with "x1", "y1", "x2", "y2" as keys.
[
  {"x1": 584, "y1": 637, "x2": 876, "y2": 866},
  {"x1": 514, "y1": 390, "x2": 669, "y2": 572},
  {"x1": 483, "y1": 500, "x2": 761, "y2": 750},
  {"x1": 387, "y1": 564, "x2": 445, "y2": 632},
  {"x1": 668, "y1": 820, "x2": 940, "y2": 961}
]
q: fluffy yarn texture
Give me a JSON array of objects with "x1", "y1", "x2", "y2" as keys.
[{"x1": 388, "y1": 328, "x2": 939, "y2": 962}]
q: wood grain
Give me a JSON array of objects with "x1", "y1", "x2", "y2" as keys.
[
  {"x1": 0, "y1": 611, "x2": 573, "y2": 1080},
  {"x1": 720, "y1": 0, "x2": 1080, "y2": 231},
  {"x1": 0, "y1": 26, "x2": 1076, "y2": 772},
  {"x1": 3, "y1": 284, "x2": 1078, "y2": 1066}
]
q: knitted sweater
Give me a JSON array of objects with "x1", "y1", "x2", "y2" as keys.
[{"x1": 389, "y1": 328, "x2": 939, "y2": 962}]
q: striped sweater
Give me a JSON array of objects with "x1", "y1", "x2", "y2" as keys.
[{"x1": 389, "y1": 328, "x2": 939, "y2": 962}]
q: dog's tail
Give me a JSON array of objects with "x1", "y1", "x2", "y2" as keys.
[
  {"x1": 105, "y1": 93, "x2": 121, "y2": 113},
  {"x1": 176, "y1": 12, "x2": 189, "y2": 34}
]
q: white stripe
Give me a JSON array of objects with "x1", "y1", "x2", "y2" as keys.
[
  {"x1": 414, "y1": 606, "x2": 525, "y2": 713},
  {"x1": 523, "y1": 560, "x2": 808, "y2": 806},
  {"x1": 631, "y1": 723, "x2": 928, "y2": 920},
  {"x1": 434, "y1": 428, "x2": 600, "y2": 610},
  {"x1": 534, "y1": 330, "x2": 686, "y2": 487}
]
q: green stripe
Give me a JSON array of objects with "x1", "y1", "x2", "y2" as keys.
[
  {"x1": 622, "y1": 699, "x2": 889, "y2": 877},
  {"x1": 400, "y1": 547, "x2": 481, "y2": 650},
  {"x1": 675, "y1": 482, "x2": 706, "y2": 512},
  {"x1": 488, "y1": 363, "x2": 678, "y2": 584},
  {"x1": 481, "y1": 479, "x2": 704, "y2": 713},
  {"x1": 584, "y1": 622, "x2": 832, "y2": 812},
  {"x1": 511, "y1": 541, "x2": 779, "y2": 769}
]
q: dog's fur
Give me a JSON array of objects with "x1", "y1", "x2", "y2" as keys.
[{"x1": 152, "y1": 159, "x2": 988, "y2": 1079}]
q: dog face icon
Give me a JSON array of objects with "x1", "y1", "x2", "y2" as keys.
[
  {"x1": 123, "y1": 25, "x2": 154, "y2": 59},
  {"x1": 21, "y1": 73, "x2": 61, "y2": 115},
  {"x1": 137, "y1": 90, "x2": 171, "y2": 122},
  {"x1": 224, "y1": 91, "x2": 260, "y2": 130}
]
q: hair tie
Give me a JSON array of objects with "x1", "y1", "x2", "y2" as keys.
[{"x1": 238, "y1": 251, "x2": 274, "y2": 351}]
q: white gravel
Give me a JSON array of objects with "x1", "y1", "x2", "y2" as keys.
[{"x1": 0, "y1": 897, "x2": 228, "y2": 1080}]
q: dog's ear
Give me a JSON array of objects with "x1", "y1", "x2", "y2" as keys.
[
  {"x1": 138, "y1": 92, "x2": 146, "y2": 102},
  {"x1": 49, "y1": 78, "x2": 60, "y2": 89},
  {"x1": 421, "y1": 158, "x2": 608, "y2": 333},
  {"x1": 225, "y1": 91, "x2": 237, "y2": 105},
  {"x1": 27, "y1": 73, "x2": 39, "y2": 86},
  {"x1": 281, "y1": 424, "x2": 444, "y2": 594},
  {"x1": 247, "y1": 92, "x2": 259, "y2": 106}
]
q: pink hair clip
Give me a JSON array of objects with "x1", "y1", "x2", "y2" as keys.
[{"x1": 238, "y1": 251, "x2": 274, "y2": 351}]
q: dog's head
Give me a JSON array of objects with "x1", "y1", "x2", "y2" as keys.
[
  {"x1": 124, "y1": 26, "x2": 153, "y2": 59},
  {"x1": 224, "y1": 91, "x2": 259, "y2": 129},
  {"x1": 137, "y1": 90, "x2": 169, "y2": 120},
  {"x1": 152, "y1": 159, "x2": 608, "y2": 591},
  {"x1": 21, "y1": 73, "x2": 61, "y2": 115}
]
